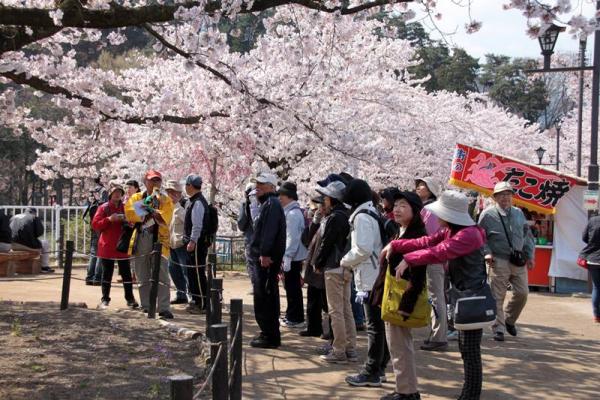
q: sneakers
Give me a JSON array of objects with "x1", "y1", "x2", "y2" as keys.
[
  {"x1": 280, "y1": 317, "x2": 305, "y2": 328},
  {"x1": 99, "y1": 300, "x2": 109, "y2": 309},
  {"x1": 170, "y1": 298, "x2": 188, "y2": 305},
  {"x1": 380, "y1": 392, "x2": 421, "y2": 400},
  {"x1": 506, "y1": 323, "x2": 518, "y2": 337},
  {"x1": 447, "y1": 330, "x2": 459, "y2": 341},
  {"x1": 250, "y1": 335, "x2": 280, "y2": 349},
  {"x1": 316, "y1": 343, "x2": 333, "y2": 356},
  {"x1": 493, "y1": 331, "x2": 505, "y2": 342},
  {"x1": 345, "y1": 373, "x2": 382, "y2": 387},
  {"x1": 345, "y1": 349, "x2": 359, "y2": 362},
  {"x1": 127, "y1": 300, "x2": 139, "y2": 309},
  {"x1": 85, "y1": 280, "x2": 94, "y2": 286},
  {"x1": 380, "y1": 373, "x2": 387, "y2": 383},
  {"x1": 299, "y1": 330, "x2": 322, "y2": 337},
  {"x1": 320, "y1": 351, "x2": 347, "y2": 364},
  {"x1": 159, "y1": 310, "x2": 174, "y2": 320},
  {"x1": 185, "y1": 304, "x2": 204, "y2": 314},
  {"x1": 420, "y1": 341, "x2": 448, "y2": 352},
  {"x1": 41, "y1": 266, "x2": 55, "y2": 273}
]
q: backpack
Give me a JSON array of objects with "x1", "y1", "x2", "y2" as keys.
[
  {"x1": 202, "y1": 203, "x2": 219, "y2": 246},
  {"x1": 352, "y1": 209, "x2": 390, "y2": 246}
]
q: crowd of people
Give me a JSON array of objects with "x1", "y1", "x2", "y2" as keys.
[{"x1": 2, "y1": 167, "x2": 600, "y2": 400}]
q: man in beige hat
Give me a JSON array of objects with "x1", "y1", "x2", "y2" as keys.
[
  {"x1": 165, "y1": 180, "x2": 189, "y2": 305},
  {"x1": 478, "y1": 181, "x2": 535, "y2": 342}
]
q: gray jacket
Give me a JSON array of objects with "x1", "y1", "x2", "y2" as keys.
[
  {"x1": 478, "y1": 205, "x2": 534, "y2": 261},
  {"x1": 283, "y1": 201, "x2": 308, "y2": 263}
]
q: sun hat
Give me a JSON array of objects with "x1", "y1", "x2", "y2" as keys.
[
  {"x1": 251, "y1": 171, "x2": 278, "y2": 186},
  {"x1": 493, "y1": 181, "x2": 514, "y2": 196},
  {"x1": 316, "y1": 180, "x2": 346, "y2": 201},
  {"x1": 415, "y1": 177, "x2": 441, "y2": 198},
  {"x1": 317, "y1": 173, "x2": 345, "y2": 187},
  {"x1": 108, "y1": 184, "x2": 125, "y2": 198},
  {"x1": 278, "y1": 181, "x2": 298, "y2": 200},
  {"x1": 425, "y1": 190, "x2": 475, "y2": 226},
  {"x1": 164, "y1": 180, "x2": 183, "y2": 192}
]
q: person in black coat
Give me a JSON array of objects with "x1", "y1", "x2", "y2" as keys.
[
  {"x1": 249, "y1": 172, "x2": 286, "y2": 348},
  {"x1": 0, "y1": 209, "x2": 11, "y2": 253},
  {"x1": 579, "y1": 215, "x2": 600, "y2": 323}
]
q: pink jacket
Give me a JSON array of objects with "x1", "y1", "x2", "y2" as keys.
[
  {"x1": 420, "y1": 207, "x2": 440, "y2": 236},
  {"x1": 390, "y1": 226, "x2": 486, "y2": 268}
]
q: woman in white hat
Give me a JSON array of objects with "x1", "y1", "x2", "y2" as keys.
[{"x1": 381, "y1": 190, "x2": 488, "y2": 400}]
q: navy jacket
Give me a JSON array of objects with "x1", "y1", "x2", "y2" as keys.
[
  {"x1": 250, "y1": 192, "x2": 286, "y2": 264},
  {"x1": 10, "y1": 212, "x2": 44, "y2": 249},
  {"x1": 581, "y1": 216, "x2": 600, "y2": 265},
  {"x1": 314, "y1": 204, "x2": 350, "y2": 271}
]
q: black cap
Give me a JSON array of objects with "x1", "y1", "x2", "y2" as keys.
[
  {"x1": 343, "y1": 179, "x2": 372, "y2": 208},
  {"x1": 317, "y1": 173, "x2": 345, "y2": 187},
  {"x1": 379, "y1": 187, "x2": 401, "y2": 202},
  {"x1": 278, "y1": 181, "x2": 298, "y2": 200},
  {"x1": 392, "y1": 191, "x2": 423, "y2": 212},
  {"x1": 339, "y1": 172, "x2": 354, "y2": 184}
]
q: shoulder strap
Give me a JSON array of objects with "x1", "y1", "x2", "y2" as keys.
[
  {"x1": 355, "y1": 209, "x2": 387, "y2": 245},
  {"x1": 497, "y1": 209, "x2": 514, "y2": 250}
]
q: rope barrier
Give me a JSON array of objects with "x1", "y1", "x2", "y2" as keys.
[
  {"x1": 228, "y1": 359, "x2": 238, "y2": 388},
  {"x1": 160, "y1": 254, "x2": 210, "y2": 269},
  {"x1": 193, "y1": 341, "x2": 226, "y2": 399},
  {"x1": 228, "y1": 318, "x2": 242, "y2": 354}
]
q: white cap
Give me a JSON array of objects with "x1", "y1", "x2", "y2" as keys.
[
  {"x1": 425, "y1": 190, "x2": 475, "y2": 227},
  {"x1": 315, "y1": 181, "x2": 346, "y2": 201},
  {"x1": 251, "y1": 172, "x2": 278, "y2": 186},
  {"x1": 493, "y1": 181, "x2": 514, "y2": 196}
]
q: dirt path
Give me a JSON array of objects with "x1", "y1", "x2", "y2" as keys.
[{"x1": 1, "y1": 268, "x2": 599, "y2": 399}]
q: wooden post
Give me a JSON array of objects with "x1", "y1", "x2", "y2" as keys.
[
  {"x1": 60, "y1": 241, "x2": 74, "y2": 310},
  {"x1": 147, "y1": 242, "x2": 162, "y2": 319},
  {"x1": 205, "y1": 252, "x2": 216, "y2": 334},
  {"x1": 169, "y1": 374, "x2": 193, "y2": 400},
  {"x1": 229, "y1": 299, "x2": 243, "y2": 400},
  {"x1": 209, "y1": 323, "x2": 228, "y2": 400},
  {"x1": 211, "y1": 278, "x2": 223, "y2": 325},
  {"x1": 57, "y1": 212, "x2": 65, "y2": 269}
]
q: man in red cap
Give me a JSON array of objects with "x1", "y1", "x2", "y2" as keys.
[{"x1": 125, "y1": 170, "x2": 175, "y2": 319}]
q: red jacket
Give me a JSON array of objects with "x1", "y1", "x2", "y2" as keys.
[
  {"x1": 390, "y1": 226, "x2": 486, "y2": 269},
  {"x1": 92, "y1": 201, "x2": 129, "y2": 260}
]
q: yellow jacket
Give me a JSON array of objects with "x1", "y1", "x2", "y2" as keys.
[{"x1": 125, "y1": 191, "x2": 174, "y2": 257}]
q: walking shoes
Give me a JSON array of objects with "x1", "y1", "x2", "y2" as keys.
[{"x1": 345, "y1": 373, "x2": 382, "y2": 387}]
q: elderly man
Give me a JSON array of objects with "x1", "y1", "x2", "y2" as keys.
[
  {"x1": 249, "y1": 171, "x2": 286, "y2": 348},
  {"x1": 478, "y1": 181, "x2": 535, "y2": 342},
  {"x1": 165, "y1": 179, "x2": 189, "y2": 305},
  {"x1": 183, "y1": 174, "x2": 210, "y2": 314},
  {"x1": 237, "y1": 182, "x2": 260, "y2": 292},
  {"x1": 10, "y1": 208, "x2": 54, "y2": 273},
  {"x1": 125, "y1": 170, "x2": 174, "y2": 319}
]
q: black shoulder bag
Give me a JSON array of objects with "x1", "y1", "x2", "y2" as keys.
[{"x1": 497, "y1": 210, "x2": 527, "y2": 267}]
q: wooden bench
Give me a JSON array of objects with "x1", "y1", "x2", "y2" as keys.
[{"x1": 0, "y1": 250, "x2": 41, "y2": 277}]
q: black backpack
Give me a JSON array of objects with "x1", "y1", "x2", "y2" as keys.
[
  {"x1": 202, "y1": 203, "x2": 219, "y2": 246},
  {"x1": 352, "y1": 209, "x2": 391, "y2": 246}
]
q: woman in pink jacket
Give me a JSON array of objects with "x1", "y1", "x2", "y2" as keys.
[
  {"x1": 92, "y1": 184, "x2": 138, "y2": 309},
  {"x1": 382, "y1": 190, "x2": 487, "y2": 400}
]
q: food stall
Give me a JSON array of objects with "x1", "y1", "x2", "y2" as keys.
[{"x1": 449, "y1": 144, "x2": 588, "y2": 292}]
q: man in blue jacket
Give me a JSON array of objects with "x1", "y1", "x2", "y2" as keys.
[{"x1": 249, "y1": 172, "x2": 286, "y2": 348}]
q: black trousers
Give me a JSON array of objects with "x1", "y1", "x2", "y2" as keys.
[
  {"x1": 101, "y1": 258, "x2": 134, "y2": 303},
  {"x1": 253, "y1": 262, "x2": 281, "y2": 342},
  {"x1": 188, "y1": 245, "x2": 208, "y2": 308},
  {"x1": 306, "y1": 285, "x2": 328, "y2": 334},
  {"x1": 362, "y1": 298, "x2": 390, "y2": 376},
  {"x1": 458, "y1": 329, "x2": 483, "y2": 400},
  {"x1": 284, "y1": 261, "x2": 305, "y2": 323}
]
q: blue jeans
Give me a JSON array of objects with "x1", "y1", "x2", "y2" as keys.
[
  {"x1": 351, "y1": 278, "x2": 365, "y2": 326},
  {"x1": 590, "y1": 266, "x2": 600, "y2": 318},
  {"x1": 169, "y1": 247, "x2": 190, "y2": 301},
  {"x1": 86, "y1": 234, "x2": 103, "y2": 282}
]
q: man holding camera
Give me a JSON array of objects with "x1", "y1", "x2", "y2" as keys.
[{"x1": 478, "y1": 182, "x2": 535, "y2": 342}]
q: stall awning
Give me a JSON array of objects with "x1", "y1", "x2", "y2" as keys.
[{"x1": 449, "y1": 143, "x2": 587, "y2": 214}]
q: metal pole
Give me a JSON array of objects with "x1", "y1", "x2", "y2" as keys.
[
  {"x1": 169, "y1": 374, "x2": 193, "y2": 400},
  {"x1": 209, "y1": 324, "x2": 229, "y2": 400},
  {"x1": 60, "y1": 241, "x2": 74, "y2": 310},
  {"x1": 229, "y1": 299, "x2": 243, "y2": 400},
  {"x1": 577, "y1": 37, "x2": 587, "y2": 177},
  {"x1": 588, "y1": 0, "x2": 600, "y2": 193},
  {"x1": 147, "y1": 242, "x2": 162, "y2": 319},
  {"x1": 556, "y1": 125, "x2": 560, "y2": 171}
]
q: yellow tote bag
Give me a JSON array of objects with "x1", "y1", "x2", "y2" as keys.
[{"x1": 381, "y1": 265, "x2": 431, "y2": 328}]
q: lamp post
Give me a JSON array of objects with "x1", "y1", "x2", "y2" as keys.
[
  {"x1": 535, "y1": 146, "x2": 556, "y2": 166},
  {"x1": 539, "y1": 24, "x2": 566, "y2": 70}
]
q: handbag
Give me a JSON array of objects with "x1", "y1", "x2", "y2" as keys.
[
  {"x1": 381, "y1": 263, "x2": 431, "y2": 328},
  {"x1": 448, "y1": 280, "x2": 497, "y2": 331},
  {"x1": 497, "y1": 210, "x2": 527, "y2": 267},
  {"x1": 116, "y1": 223, "x2": 137, "y2": 253}
]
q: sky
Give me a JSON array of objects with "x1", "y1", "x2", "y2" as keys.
[{"x1": 415, "y1": 0, "x2": 597, "y2": 62}]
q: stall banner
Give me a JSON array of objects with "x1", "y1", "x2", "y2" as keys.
[{"x1": 449, "y1": 143, "x2": 584, "y2": 214}]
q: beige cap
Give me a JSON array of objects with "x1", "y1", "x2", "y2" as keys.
[
  {"x1": 164, "y1": 179, "x2": 183, "y2": 192},
  {"x1": 493, "y1": 181, "x2": 514, "y2": 196}
]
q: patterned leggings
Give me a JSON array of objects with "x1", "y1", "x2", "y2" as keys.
[{"x1": 458, "y1": 329, "x2": 483, "y2": 400}]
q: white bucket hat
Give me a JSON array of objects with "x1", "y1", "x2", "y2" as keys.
[
  {"x1": 493, "y1": 181, "x2": 514, "y2": 196},
  {"x1": 315, "y1": 181, "x2": 346, "y2": 201},
  {"x1": 425, "y1": 190, "x2": 475, "y2": 227},
  {"x1": 251, "y1": 172, "x2": 278, "y2": 186},
  {"x1": 415, "y1": 177, "x2": 441, "y2": 198}
]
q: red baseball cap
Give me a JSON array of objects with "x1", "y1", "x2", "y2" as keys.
[{"x1": 145, "y1": 170, "x2": 162, "y2": 181}]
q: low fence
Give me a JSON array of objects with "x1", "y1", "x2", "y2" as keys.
[
  {"x1": 58, "y1": 242, "x2": 244, "y2": 400},
  {"x1": 1, "y1": 205, "x2": 245, "y2": 270}
]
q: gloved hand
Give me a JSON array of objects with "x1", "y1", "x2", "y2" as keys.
[
  {"x1": 355, "y1": 291, "x2": 369, "y2": 305},
  {"x1": 282, "y1": 257, "x2": 292, "y2": 273}
]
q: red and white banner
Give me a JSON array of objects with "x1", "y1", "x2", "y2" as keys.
[{"x1": 449, "y1": 143, "x2": 586, "y2": 214}]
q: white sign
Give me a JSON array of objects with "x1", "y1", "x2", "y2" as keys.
[{"x1": 583, "y1": 190, "x2": 599, "y2": 211}]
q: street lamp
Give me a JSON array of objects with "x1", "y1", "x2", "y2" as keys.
[
  {"x1": 535, "y1": 146, "x2": 546, "y2": 164},
  {"x1": 539, "y1": 24, "x2": 566, "y2": 70}
]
